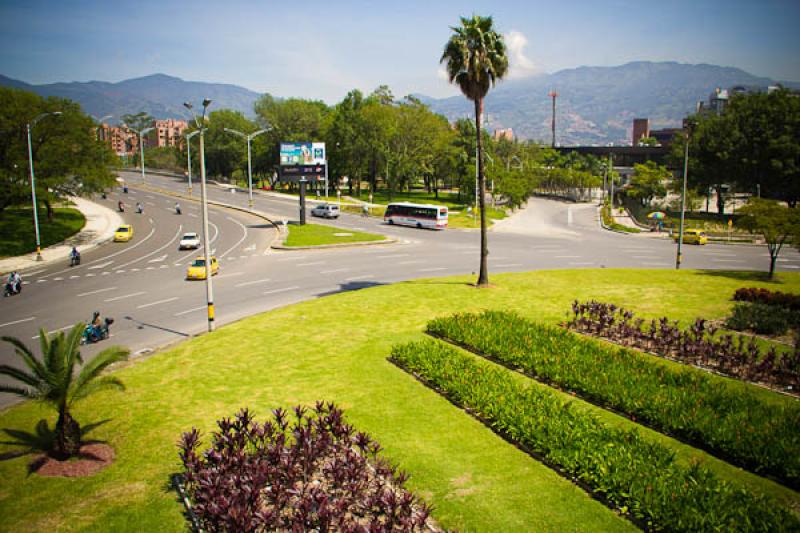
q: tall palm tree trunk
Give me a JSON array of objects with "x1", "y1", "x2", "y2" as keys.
[
  {"x1": 55, "y1": 406, "x2": 81, "y2": 459},
  {"x1": 475, "y1": 97, "x2": 489, "y2": 287}
]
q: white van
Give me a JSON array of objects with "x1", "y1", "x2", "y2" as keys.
[{"x1": 311, "y1": 203, "x2": 340, "y2": 219}]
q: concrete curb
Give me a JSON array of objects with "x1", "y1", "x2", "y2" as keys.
[
  {"x1": 0, "y1": 197, "x2": 123, "y2": 275},
  {"x1": 271, "y1": 238, "x2": 397, "y2": 251}
]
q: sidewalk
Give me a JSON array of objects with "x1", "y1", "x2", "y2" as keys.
[{"x1": 0, "y1": 197, "x2": 122, "y2": 275}]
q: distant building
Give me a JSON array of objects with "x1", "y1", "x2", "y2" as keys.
[
  {"x1": 649, "y1": 127, "x2": 682, "y2": 147},
  {"x1": 98, "y1": 125, "x2": 136, "y2": 156},
  {"x1": 152, "y1": 119, "x2": 188, "y2": 148},
  {"x1": 493, "y1": 128, "x2": 513, "y2": 141},
  {"x1": 632, "y1": 118, "x2": 649, "y2": 145}
]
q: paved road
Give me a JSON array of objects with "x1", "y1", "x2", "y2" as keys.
[{"x1": 2, "y1": 169, "x2": 799, "y2": 407}]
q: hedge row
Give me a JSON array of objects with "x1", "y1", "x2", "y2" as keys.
[
  {"x1": 734, "y1": 287, "x2": 800, "y2": 311},
  {"x1": 427, "y1": 311, "x2": 800, "y2": 488},
  {"x1": 391, "y1": 339, "x2": 799, "y2": 532}
]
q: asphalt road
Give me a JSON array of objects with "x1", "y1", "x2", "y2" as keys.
[{"x1": 2, "y1": 169, "x2": 799, "y2": 408}]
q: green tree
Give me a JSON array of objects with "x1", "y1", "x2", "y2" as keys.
[
  {"x1": 441, "y1": 14, "x2": 508, "y2": 287},
  {"x1": 120, "y1": 112, "x2": 154, "y2": 132},
  {"x1": 0, "y1": 324, "x2": 129, "y2": 459},
  {"x1": 187, "y1": 110, "x2": 255, "y2": 180},
  {"x1": 628, "y1": 161, "x2": 669, "y2": 206},
  {"x1": 738, "y1": 198, "x2": 800, "y2": 278}
]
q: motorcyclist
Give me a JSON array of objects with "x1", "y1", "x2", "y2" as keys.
[
  {"x1": 136, "y1": 202, "x2": 143, "y2": 214},
  {"x1": 118, "y1": 200, "x2": 125, "y2": 212},
  {"x1": 175, "y1": 202, "x2": 181, "y2": 215},
  {"x1": 91, "y1": 311, "x2": 103, "y2": 337},
  {"x1": 5, "y1": 271, "x2": 21, "y2": 295},
  {"x1": 70, "y1": 247, "x2": 81, "y2": 266}
]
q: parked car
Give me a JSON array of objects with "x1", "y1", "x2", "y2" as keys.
[
  {"x1": 673, "y1": 228, "x2": 708, "y2": 245},
  {"x1": 179, "y1": 232, "x2": 201, "y2": 250},
  {"x1": 186, "y1": 256, "x2": 219, "y2": 280},
  {"x1": 311, "y1": 203, "x2": 340, "y2": 219},
  {"x1": 114, "y1": 224, "x2": 134, "y2": 242}
]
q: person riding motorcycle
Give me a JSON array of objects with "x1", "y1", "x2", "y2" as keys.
[
  {"x1": 118, "y1": 200, "x2": 125, "y2": 212},
  {"x1": 136, "y1": 202, "x2": 143, "y2": 214},
  {"x1": 70, "y1": 246, "x2": 81, "y2": 267},
  {"x1": 5, "y1": 271, "x2": 22, "y2": 296},
  {"x1": 175, "y1": 202, "x2": 181, "y2": 215}
]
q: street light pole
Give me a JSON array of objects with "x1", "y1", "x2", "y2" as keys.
[
  {"x1": 676, "y1": 128, "x2": 690, "y2": 270},
  {"x1": 186, "y1": 130, "x2": 199, "y2": 194},
  {"x1": 185, "y1": 99, "x2": 215, "y2": 332},
  {"x1": 26, "y1": 111, "x2": 62, "y2": 261},
  {"x1": 124, "y1": 125, "x2": 155, "y2": 183},
  {"x1": 223, "y1": 127, "x2": 269, "y2": 210}
]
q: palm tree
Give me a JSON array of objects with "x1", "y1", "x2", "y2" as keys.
[
  {"x1": 0, "y1": 323, "x2": 129, "y2": 459},
  {"x1": 441, "y1": 15, "x2": 508, "y2": 287}
]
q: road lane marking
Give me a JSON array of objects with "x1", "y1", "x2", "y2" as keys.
[
  {"x1": 137, "y1": 297, "x2": 179, "y2": 309},
  {"x1": 115, "y1": 270, "x2": 126, "y2": 274},
  {"x1": 220, "y1": 216, "x2": 249, "y2": 258},
  {"x1": 377, "y1": 254, "x2": 409, "y2": 259},
  {"x1": 50, "y1": 225, "x2": 157, "y2": 277},
  {"x1": 642, "y1": 262, "x2": 671, "y2": 266},
  {"x1": 32, "y1": 325, "x2": 72, "y2": 339},
  {"x1": 188, "y1": 213, "x2": 198, "y2": 218},
  {"x1": 26, "y1": 269, "x2": 45, "y2": 276},
  {"x1": 419, "y1": 267, "x2": 447, "y2": 272},
  {"x1": 117, "y1": 225, "x2": 182, "y2": 269},
  {"x1": 105, "y1": 291, "x2": 146, "y2": 302},
  {"x1": 90, "y1": 261, "x2": 113, "y2": 270},
  {"x1": 244, "y1": 244, "x2": 256, "y2": 252},
  {"x1": 555, "y1": 255, "x2": 581, "y2": 259},
  {"x1": 398, "y1": 260, "x2": 423, "y2": 265},
  {"x1": 568, "y1": 262, "x2": 595, "y2": 266},
  {"x1": 85, "y1": 273, "x2": 95, "y2": 277},
  {"x1": 298, "y1": 261, "x2": 326, "y2": 267},
  {"x1": 345, "y1": 275, "x2": 375, "y2": 281},
  {"x1": 216, "y1": 272, "x2": 245, "y2": 279},
  {"x1": 263, "y1": 286, "x2": 300, "y2": 295},
  {"x1": 174, "y1": 305, "x2": 207, "y2": 317},
  {"x1": 495, "y1": 263, "x2": 523, "y2": 268},
  {"x1": 148, "y1": 254, "x2": 168, "y2": 263},
  {"x1": 53, "y1": 277, "x2": 63, "y2": 281},
  {"x1": 713, "y1": 259, "x2": 746, "y2": 263},
  {"x1": 235, "y1": 278, "x2": 272, "y2": 288},
  {"x1": 321, "y1": 268, "x2": 349, "y2": 274},
  {"x1": 77, "y1": 286, "x2": 117, "y2": 297},
  {"x1": 0, "y1": 316, "x2": 35, "y2": 329}
]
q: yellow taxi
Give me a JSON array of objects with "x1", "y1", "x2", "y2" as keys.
[
  {"x1": 673, "y1": 228, "x2": 708, "y2": 245},
  {"x1": 186, "y1": 256, "x2": 219, "y2": 280},
  {"x1": 113, "y1": 224, "x2": 134, "y2": 242}
]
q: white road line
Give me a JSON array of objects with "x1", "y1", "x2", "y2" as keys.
[
  {"x1": 298, "y1": 261, "x2": 326, "y2": 267},
  {"x1": 115, "y1": 270, "x2": 126, "y2": 274},
  {"x1": 146, "y1": 201, "x2": 156, "y2": 206},
  {"x1": 0, "y1": 316, "x2": 35, "y2": 329},
  {"x1": 26, "y1": 269, "x2": 46, "y2": 276},
  {"x1": 104, "y1": 291, "x2": 146, "y2": 302},
  {"x1": 419, "y1": 267, "x2": 447, "y2": 272},
  {"x1": 36, "y1": 279, "x2": 47, "y2": 283},
  {"x1": 713, "y1": 259, "x2": 746, "y2": 263},
  {"x1": 50, "y1": 225, "x2": 157, "y2": 276},
  {"x1": 77, "y1": 286, "x2": 117, "y2": 298},
  {"x1": 642, "y1": 262, "x2": 671, "y2": 266},
  {"x1": 116, "y1": 224, "x2": 182, "y2": 269},
  {"x1": 32, "y1": 325, "x2": 72, "y2": 339},
  {"x1": 217, "y1": 272, "x2": 245, "y2": 279},
  {"x1": 136, "y1": 297, "x2": 179, "y2": 309},
  {"x1": 263, "y1": 286, "x2": 300, "y2": 295},
  {"x1": 220, "y1": 216, "x2": 249, "y2": 258},
  {"x1": 89, "y1": 260, "x2": 114, "y2": 270},
  {"x1": 85, "y1": 273, "x2": 95, "y2": 277},
  {"x1": 53, "y1": 277, "x2": 63, "y2": 281},
  {"x1": 188, "y1": 213, "x2": 198, "y2": 218},
  {"x1": 345, "y1": 275, "x2": 375, "y2": 281},
  {"x1": 377, "y1": 254, "x2": 409, "y2": 259},
  {"x1": 321, "y1": 268, "x2": 349, "y2": 274},
  {"x1": 148, "y1": 254, "x2": 168, "y2": 263},
  {"x1": 174, "y1": 305, "x2": 207, "y2": 317},
  {"x1": 495, "y1": 263, "x2": 523, "y2": 268},
  {"x1": 398, "y1": 260, "x2": 423, "y2": 265},
  {"x1": 238, "y1": 255, "x2": 249, "y2": 259},
  {"x1": 555, "y1": 255, "x2": 581, "y2": 259},
  {"x1": 235, "y1": 278, "x2": 272, "y2": 288}
]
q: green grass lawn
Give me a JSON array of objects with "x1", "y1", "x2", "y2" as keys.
[
  {"x1": 1, "y1": 269, "x2": 799, "y2": 531},
  {"x1": 0, "y1": 206, "x2": 85, "y2": 258},
  {"x1": 283, "y1": 223, "x2": 387, "y2": 247}
]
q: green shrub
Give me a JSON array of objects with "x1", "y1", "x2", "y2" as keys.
[
  {"x1": 726, "y1": 302, "x2": 797, "y2": 335},
  {"x1": 427, "y1": 311, "x2": 800, "y2": 488},
  {"x1": 390, "y1": 339, "x2": 798, "y2": 532}
]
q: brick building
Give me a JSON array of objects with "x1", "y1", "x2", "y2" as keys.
[
  {"x1": 631, "y1": 118, "x2": 649, "y2": 145},
  {"x1": 152, "y1": 119, "x2": 188, "y2": 148},
  {"x1": 493, "y1": 128, "x2": 514, "y2": 141}
]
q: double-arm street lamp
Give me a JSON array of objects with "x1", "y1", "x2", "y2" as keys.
[
  {"x1": 27, "y1": 111, "x2": 62, "y2": 260},
  {"x1": 124, "y1": 125, "x2": 155, "y2": 183},
  {"x1": 184, "y1": 99, "x2": 215, "y2": 332},
  {"x1": 185, "y1": 130, "x2": 200, "y2": 194},
  {"x1": 223, "y1": 127, "x2": 270, "y2": 209}
]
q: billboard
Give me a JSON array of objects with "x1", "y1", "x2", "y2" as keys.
[{"x1": 279, "y1": 142, "x2": 326, "y2": 182}]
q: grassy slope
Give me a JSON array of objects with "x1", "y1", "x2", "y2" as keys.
[
  {"x1": 0, "y1": 207, "x2": 85, "y2": 258},
  {"x1": 1, "y1": 269, "x2": 799, "y2": 531},
  {"x1": 284, "y1": 223, "x2": 387, "y2": 246}
]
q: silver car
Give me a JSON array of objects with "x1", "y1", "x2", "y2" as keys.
[{"x1": 311, "y1": 203, "x2": 340, "y2": 219}]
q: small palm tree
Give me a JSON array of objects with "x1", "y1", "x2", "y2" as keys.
[
  {"x1": 0, "y1": 323, "x2": 129, "y2": 459},
  {"x1": 441, "y1": 14, "x2": 508, "y2": 287}
]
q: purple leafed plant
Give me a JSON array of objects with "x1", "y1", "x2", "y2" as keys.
[
  {"x1": 568, "y1": 300, "x2": 799, "y2": 392},
  {"x1": 179, "y1": 402, "x2": 439, "y2": 532}
]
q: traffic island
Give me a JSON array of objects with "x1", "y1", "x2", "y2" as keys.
[{"x1": 272, "y1": 222, "x2": 394, "y2": 249}]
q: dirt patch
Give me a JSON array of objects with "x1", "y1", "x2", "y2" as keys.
[{"x1": 31, "y1": 443, "x2": 115, "y2": 477}]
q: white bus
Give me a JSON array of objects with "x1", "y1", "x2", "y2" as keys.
[{"x1": 384, "y1": 202, "x2": 448, "y2": 229}]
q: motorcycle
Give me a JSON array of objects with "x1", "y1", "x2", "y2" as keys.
[
  {"x1": 70, "y1": 253, "x2": 81, "y2": 267},
  {"x1": 118, "y1": 203, "x2": 125, "y2": 213},
  {"x1": 81, "y1": 318, "x2": 114, "y2": 345},
  {"x1": 3, "y1": 281, "x2": 21, "y2": 297}
]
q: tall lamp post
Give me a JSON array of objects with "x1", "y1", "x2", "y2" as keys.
[
  {"x1": 27, "y1": 111, "x2": 62, "y2": 260},
  {"x1": 184, "y1": 99, "x2": 215, "y2": 332},
  {"x1": 223, "y1": 127, "x2": 270, "y2": 209},
  {"x1": 676, "y1": 124, "x2": 692, "y2": 270},
  {"x1": 125, "y1": 125, "x2": 154, "y2": 183},
  {"x1": 185, "y1": 130, "x2": 199, "y2": 194}
]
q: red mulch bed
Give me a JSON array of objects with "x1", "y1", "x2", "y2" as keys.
[{"x1": 31, "y1": 443, "x2": 115, "y2": 477}]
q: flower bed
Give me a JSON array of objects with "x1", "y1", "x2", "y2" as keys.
[
  {"x1": 567, "y1": 300, "x2": 800, "y2": 393},
  {"x1": 179, "y1": 402, "x2": 438, "y2": 532},
  {"x1": 427, "y1": 311, "x2": 800, "y2": 489},
  {"x1": 734, "y1": 287, "x2": 800, "y2": 311},
  {"x1": 390, "y1": 339, "x2": 799, "y2": 532}
]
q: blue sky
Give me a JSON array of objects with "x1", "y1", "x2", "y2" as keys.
[{"x1": 1, "y1": 0, "x2": 798, "y2": 102}]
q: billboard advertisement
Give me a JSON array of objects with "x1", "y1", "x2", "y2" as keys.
[{"x1": 279, "y1": 142, "x2": 326, "y2": 181}]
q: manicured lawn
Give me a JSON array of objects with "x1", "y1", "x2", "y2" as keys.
[
  {"x1": 0, "y1": 206, "x2": 85, "y2": 258},
  {"x1": 1, "y1": 269, "x2": 799, "y2": 531},
  {"x1": 283, "y1": 223, "x2": 387, "y2": 247}
]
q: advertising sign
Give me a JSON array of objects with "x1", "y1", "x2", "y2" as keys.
[{"x1": 279, "y1": 142, "x2": 326, "y2": 181}]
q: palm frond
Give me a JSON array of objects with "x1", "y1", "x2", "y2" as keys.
[
  {"x1": 0, "y1": 384, "x2": 41, "y2": 400},
  {"x1": 0, "y1": 364, "x2": 43, "y2": 389},
  {"x1": 0, "y1": 335, "x2": 47, "y2": 381},
  {"x1": 70, "y1": 346, "x2": 129, "y2": 404},
  {"x1": 71, "y1": 376, "x2": 125, "y2": 403}
]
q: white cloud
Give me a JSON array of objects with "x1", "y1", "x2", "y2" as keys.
[{"x1": 505, "y1": 30, "x2": 539, "y2": 79}]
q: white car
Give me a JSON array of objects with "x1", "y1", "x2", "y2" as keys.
[
  {"x1": 179, "y1": 232, "x2": 201, "y2": 250},
  {"x1": 311, "y1": 203, "x2": 340, "y2": 219}
]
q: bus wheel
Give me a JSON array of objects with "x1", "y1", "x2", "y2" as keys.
[
  {"x1": 388, "y1": 219, "x2": 393, "y2": 225},
  {"x1": 416, "y1": 223, "x2": 422, "y2": 229}
]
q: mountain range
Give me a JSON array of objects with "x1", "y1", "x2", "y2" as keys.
[{"x1": 1, "y1": 62, "x2": 796, "y2": 145}]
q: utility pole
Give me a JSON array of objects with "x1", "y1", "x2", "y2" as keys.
[
  {"x1": 548, "y1": 90, "x2": 558, "y2": 148},
  {"x1": 608, "y1": 152, "x2": 614, "y2": 208}
]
